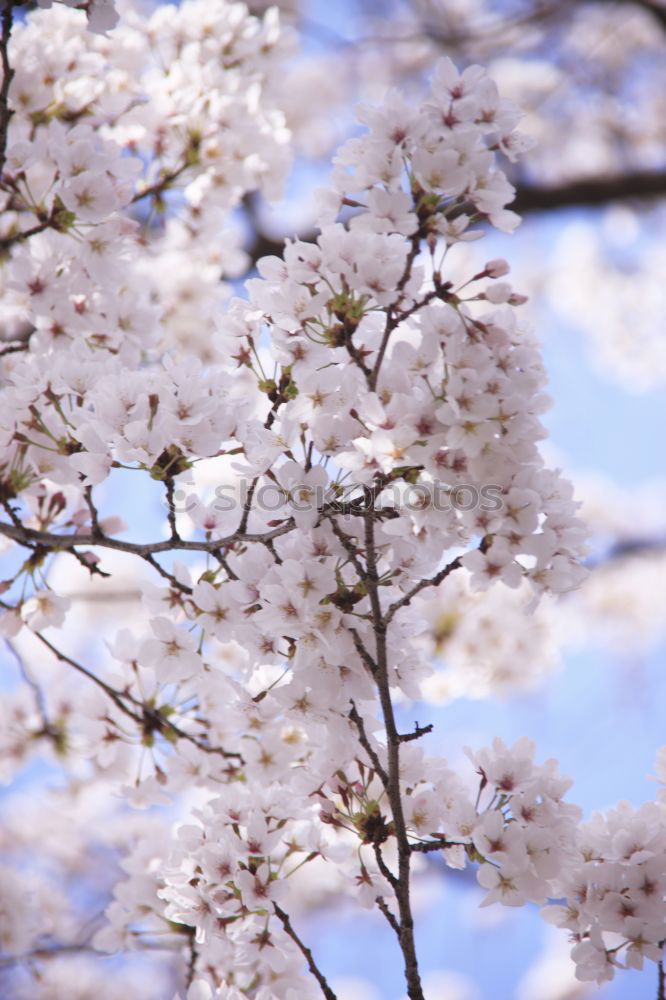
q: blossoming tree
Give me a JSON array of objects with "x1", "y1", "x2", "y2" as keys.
[{"x1": 1, "y1": 2, "x2": 665, "y2": 999}]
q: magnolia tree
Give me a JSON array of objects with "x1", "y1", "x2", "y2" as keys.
[{"x1": 1, "y1": 2, "x2": 665, "y2": 1000}]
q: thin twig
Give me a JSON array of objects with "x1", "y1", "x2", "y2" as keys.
[
  {"x1": 410, "y1": 837, "x2": 464, "y2": 854},
  {"x1": 398, "y1": 722, "x2": 433, "y2": 744},
  {"x1": 369, "y1": 228, "x2": 423, "y2": 391},
  {"x1": 348, "y1": 626, "x2": 378, "y2": 679},
  {"x1": 373, "y1": 842, "x2": 398, "y2": 890},
  {"x1": 5, "y1": 638, "x2": 56, "y2": 740},
  {"x1": 385, "y1": 555, "x2": 463, "y2": 624},
  {"x1": 272, "y1": 903, "x2": 338, "y2": 1000},
  {"x1": 31, "y1": 630, "x2": 242, "y2": 760},
  {"x1": 141, "y1": 552, "x2": 193, "y2": 595},
  {"x1": 69, "y1": 548, "x2": 111, "y2": 579},
  {"x1": 349, "y1": 699, "x2": 388, "y2": 785},
  {"x1": 385, "y1": 536, "x2": 490, "y2": 625},
  {"x1": 164, "y1": 476, "x2": 181, "y2": 541},
  {"x1": 0, "y1": 339, "x2": 28, "y2": 357},
  {"x1": 83, "y1": 484, "x2": 102, "y2": 537},
  {"x1": 130, "y1": 161, "x2": 190, "y2": 205},
  {"x1": 375, "y1": 895, "x2": 400, "y2": 936},
  {"x1": 0, "y1": 219, "x2": 51, "y2": 251}
]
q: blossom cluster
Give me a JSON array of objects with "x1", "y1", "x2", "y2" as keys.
[
  {"x1": 1, "y1": 0, "x2": 289, "y2": 359},
  {"x1": 544, "y1": 795, "x2": 666, "y2": 983}
]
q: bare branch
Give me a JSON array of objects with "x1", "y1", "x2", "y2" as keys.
[
  {"x1": 362, "y1": 510, "x2": 425, "y2": 1000},
  {"x1": 141, "y1": 551, "x2": 193, "y2": 595},
  {"x1": 348, "y1": 626, "x2": 379, "y2": 679},
  {"x1": 242, "y1": 167, "x2": 666, "y2": 274},
  {"x1": 513, "y1": 170, "x2": 666, "y2": 214},
  {"x1": 0, "y1": 0, "x2": 14, "y2": 177},
  {"x1": 0, "y1": 219, "x2": 52, "y2": 251},
  {"x1": 130, "y1": 161, "x2": 190, "y2": 205},
  {"x1": 31, "y1": 630, "x2": 243, "y2": 760},
  {"x1": 398, "y1": 722, "x2": 433, "y2": 744},
  {"x1": 272, "y1": 904, "x2": 338, "y2": 1000},
  {"x1": 372, "y1": 842, "x2": 399, "y2": 890},
  {"x1": 386, "y1": 536, "x2": 490, "y2": 625},
  {"x1": 0, "y1": 516, "x2": 296, "y2": 557},
  {"x1": 349, "y1": 699, "x2": 388, "y2": 785},
  {"x1": 375, "y1": 894, "x2": 401, "y2": 935},
  {"x1": 385, "y1": 555, "x2": 463, "y2": 624}
]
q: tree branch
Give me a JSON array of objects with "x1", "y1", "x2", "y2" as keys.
[
  {"x1": 349, "y1": 699, "x2": 388, "y2": 786},
  {"x1": 272, "y1": 903, "x2": 338, "y2": 1000},
  {"x1": 242, "y1": 167, "x2": 666, "y2": 273},
  {"x1": 0, "y1": 219, "x2": 52, "y2": 252},
  {"x1": 386, "y1": 536, "x2": 490, "y2": 625},
  {"x1": 375, "y1": 894, "x2": 401, "y2": 935},
  {"x1": 0, "y1": 0, "x2": 14, "y2": 178},
  {"x1": 362, "y1": 510, "x2": 424, "y2": 1000},
  {"x1": 512, "y1": 170, "x2": 666, "y2": 214},
  {"x1": 0, "y1": 516, "x2": 295, "y2": 557},
  {"x1": 31, "y1": 630, "x2": 243, "y2": 760}
]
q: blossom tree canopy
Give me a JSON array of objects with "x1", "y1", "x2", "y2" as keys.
[{"x1": 0, "y1": 3, "x2": 665, "y2": 1000}]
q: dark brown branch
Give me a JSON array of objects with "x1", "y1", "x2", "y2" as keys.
[
  {"x1": 409, "y1": 838, "x2": 463, "y2": 854},
  {"x1": 32, "y1": 629, "x2": 145, "y2": 726},
  {"x1": 185, "y1": 926, "x2": 198, "y2": 990},
  {"x1": 32, "y1": 630, "x2": 242, "y2": 760},
  {"x1": 399, "y1": 722, "x2": 433, "y2": 743},
  {"x1": 385, "y1": 555, "x2": 463, "y2": 624},
  {"x1": 349, "y1": 699, "x2": 388, "y2": 785},
  {"x1": 69, "y1": 548, "x2": 111, "y2": 579},
  {"x1": 141, "y1": 551, "x2": 193, "y2": 595},
  {"x1": 130, "y1": 162, "x2": 190, "y2": 205},
  {"x1": 375, "y1": 894, "x2": 401, "y2": 935},
  {"x1": 0, "y1": 339, "x2": 27, "y2": 357},
  {"x1": 0, "y1": 516, "x2": 295, "y2": 556},
  {"x1": 0, "y1": 219, "x2": 52, "y2": 251},
  {"x1": 272, "y1": 904, "x2": 338, "y2": 1000},
  {"x1": 164, "y1": 476, "x2": 181, "y2": 541},
  {"x1": 373, "y1": 842, "x2": 399, "y2": 890},
  {"x1": 370, "y1": 227, "x2": 423, "y2": 391},
  {"x1": 238, "y1": 476, "x2": 258, "y2": 535},
  {"x1": 83, "y1": 484, "x2": 102, "y2": 537},
  {"x1": 386, "y1": 536, "x2": 490, "y2": 625},
  {"x1": 327, "y1": 517, "x2": 369, "y2": 580},
  {"x1": 513, "y1": 170, "x2": 666, "y2": 214},
  {"x1": 242, "y1": 167, "x2": 666, "y2": 274},
  {"x1": 348, "y1": 626, "x2": 379, "y2": 679},
  {"x1": 0, "y1": 0, "x2": 14, "y2": 178},
  {"x1": 363, "y1": 511, "x2": 424, "y2": 1000}
]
